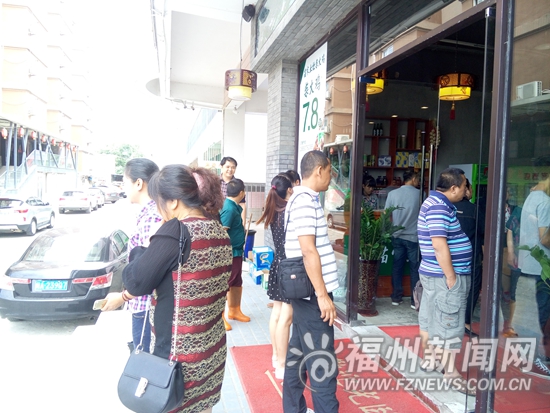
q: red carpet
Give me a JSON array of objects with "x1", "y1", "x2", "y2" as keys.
[
  {"x1": 230, "y1": 339, "x2": 432, "y2": 413},
  {"x1": 380, "y1": 325, "x2": 550, "y2": 413}
]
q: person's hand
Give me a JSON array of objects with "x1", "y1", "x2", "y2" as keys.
[
  {"x1": 101, "y1": 292, "x2": 125, "y2": 311},
  {"x1": 445, "y1": 275, "x2": 457, "y2": 290},
  {"x1": 317, "y1": 294, "x2": 337, "y2": 326}
]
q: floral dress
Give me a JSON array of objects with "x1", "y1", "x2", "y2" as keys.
[{"x1": 267, "y1": 210, "x2": 290, "y2": 304}]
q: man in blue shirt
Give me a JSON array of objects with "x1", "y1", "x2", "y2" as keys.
[{"x1": 417, "y1": 168, "x2": 474, "y2": 396}]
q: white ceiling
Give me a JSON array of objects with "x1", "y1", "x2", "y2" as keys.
[{"x1": 147, "y1": 0, "x2": 264, "y2": 109}]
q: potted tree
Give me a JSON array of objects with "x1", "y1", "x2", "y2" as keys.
[{"x1": 358, "y1": 205, "x2": 404, "y2": 316}]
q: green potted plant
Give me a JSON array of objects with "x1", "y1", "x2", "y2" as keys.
[
  {"x1": 358, "y1": 205, "x2": 404, "y2": 316},
  {"x1": 518, "y1": 245, "x2": 550, "y2": 289}
]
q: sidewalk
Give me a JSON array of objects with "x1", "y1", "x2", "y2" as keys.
[{"x1": 74, "y1": 222, "x2": 475, "y2": 413}]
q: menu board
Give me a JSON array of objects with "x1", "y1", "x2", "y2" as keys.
[{"x1": 297, "y1": 42, "x2": 327, "y2": 170}]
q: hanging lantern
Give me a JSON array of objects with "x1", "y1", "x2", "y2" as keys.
[
  {"x1": 31, "y1": 131, "x2": 37, "y2": 140},
  {"x1": 365, "y1": 78, "x2": 384, "y2": 95},
  {"x1": 329, "y1": 147, "x2": 334, "y2": 155},
  {"x1": 41, "y1": 135, "x2": 47, "y2": 143},
  {"x1": 438, "y1": 73, "x2": 473, "y2": 101},
  {"x1": 72, "y1": 145, "x2": 77, "y2": 152},
  {"x1": 66, "y1": 142, "x2": 71, "y2": 149},
  {"x1": 343, "y1": 145, "x2": 348, "y2": 153},
  {"x1": 50, "y1": 138, "x2": 56, "y2": 145},
  {"x1": 225, "y1": 69, "x2": 257, "y2": 101},
  {"x1": 18, "y1": 127, "x2": 25, "y2": 137},
  {"x1": 438, "y1": 73, "x2": 473, "y2": 120},
  {"x1": 1, "y1": 128, "x2": 7, "y2": 139}
]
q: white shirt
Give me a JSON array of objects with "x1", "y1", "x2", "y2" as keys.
[{"x1": 284, "y1": 186, "x2": 338, "y2": 294}]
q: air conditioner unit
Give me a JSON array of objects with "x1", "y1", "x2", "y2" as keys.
[
  {"x1": 325, "y1": 90, "x2": 332, "y2": 100},
  {"x1": 335, "y1": 134, "x2": 349, "y2": 143},
  {"x1": 516, "y1": 81, "x2": 542, "y2": 100}
]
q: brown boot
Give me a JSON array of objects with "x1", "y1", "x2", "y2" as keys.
[
  {"x1": 222, "y1": 312, "x2": 232, "y2": 331},
  {"x1": 227, "y1": 287, "x2": 251, "y2": 322}
]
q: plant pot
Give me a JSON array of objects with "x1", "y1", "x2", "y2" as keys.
[{"x1": 358, "y1": 259, "x2": 380, "y2": 317}]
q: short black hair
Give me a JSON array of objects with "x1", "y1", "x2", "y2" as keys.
[
  {"x1": 300, "y1": 151, "x2": 329, "y2": 179},
  {"x1": 227, "y1": 178, "x2": 245, "y2": 197},
  {"x1": 403, "y1": 169, "x2": 418, "y2": 183},
  {"x1": 436, "y1": 168, "x2": 465, "y2": 191},
  {"x1": 285, "y1": 170, "x2": 301, "y2": 185},
  {"x1": 221, "y1": 156, "x2": 238, "y2": 167},
  {"x1": 362, "y1": 174, "x2": 376, "y2": 187}
]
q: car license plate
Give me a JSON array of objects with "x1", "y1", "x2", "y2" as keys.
[{"x1": 33, "y1": 280, "x2": 68, "y2": 292}]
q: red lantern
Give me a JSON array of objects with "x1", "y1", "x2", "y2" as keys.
[
  {"x1": 41, "y1": 135, "x2": 47, "y2": 143},
  {"x1": 51, "y1": 138, "x2": 56, "y2": 145},
  {"x1": 58, "y1": 141, "x2": 63, "y2": 147},
  {"x1": 72, "y1": 145, "x2": 77, "y2": 152},
  {"x1": 329, "y1": 147, "x2": 334, "y2": 155},
  {"x1": 31, "y1": 131, "x2": 37, "y2": 140},
  {"x1": 18, "y1": 127, "x2": 25, "y2": 137},
  {"x1": 66, "y1": 142, "x2": 70, "y2": 148},
  {"x1": 343, "y1": 145, "x2": 348, "y2": 153},
  {"x1": 1, "y1": 128, "x2": 7, "y2": 139}
]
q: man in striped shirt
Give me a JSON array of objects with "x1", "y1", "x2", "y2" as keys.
[
  {"x1": 417, "y1": 167, "x2": 474, "y2": 396},
  {"x1": 283, "y1": 150, "x2": 339, "y2": 413}
]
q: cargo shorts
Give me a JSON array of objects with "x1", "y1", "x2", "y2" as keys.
[{"x1": 418, "y1": 273, "x2": 471, "y2": 350}]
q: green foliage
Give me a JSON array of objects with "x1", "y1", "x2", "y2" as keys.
[
  {"x1": 359, "y1": 205, "x2": 404, "y2": 261},
  {"x1": 99, "y1": 144, "x2": 144, "y2": 174},
  {"x1": 518, "y1": 245, "x2": 550, "y2": 287}
]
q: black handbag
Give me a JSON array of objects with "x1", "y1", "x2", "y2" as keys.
[
  {"x1": 117, "y1": 222, "x2": 189, "y2": 413},
  {"x1": 278, "y1": 193, "x2": 315, "y2": 300}
]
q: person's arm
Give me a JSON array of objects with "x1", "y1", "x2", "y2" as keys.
[
  {"x1": 540, "y1": 226, "x2": 550, "y2": 249},
  {"x1": 431, "y1": 237, "x2": 457, "y2": 289},
  {"x1": 506, "y1": 229, "x2": 517, "y2": 268},
  {"x1": 240, "y1": 201, "x2": 247, "y2": 228},
  {"x1": 297, "y1": 234, "x2": 337, "y2": 326}
]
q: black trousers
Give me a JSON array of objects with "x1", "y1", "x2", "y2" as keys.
[{"x1": 283, "y1": 294, "x2": 339, "y2": 413}]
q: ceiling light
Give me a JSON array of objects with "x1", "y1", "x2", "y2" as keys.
[
  {"x1": 391, "y1": 114, "x2": 398, "y2": 118},
  {"x1": 438, "y1": 72, "x2": 473, "y2": 120},
  {"x1": 225, "y1": 69, "x2": 257, "y2": 101},
  {"x1": 421, "y1": 106, "x2": 428, "y2": 109}
]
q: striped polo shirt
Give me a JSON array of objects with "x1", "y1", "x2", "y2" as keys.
[
  {"x1": 284, "y1": 186, "x2": 339, "y2": 293},
  {"x1": 417, "y1": 191, "x2": 472, "y2": 277}
]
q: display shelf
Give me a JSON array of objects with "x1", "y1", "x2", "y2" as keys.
[{"x1": 363, "y1": 116, "x2": 433, "y2": 196}]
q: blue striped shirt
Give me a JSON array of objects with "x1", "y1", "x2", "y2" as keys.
[{"x1": 417, "y1": 191, "x2": 472, "y2": 277}]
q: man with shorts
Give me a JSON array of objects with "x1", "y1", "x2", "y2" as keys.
[{"x1": 417, "y1": 167, "x2": 474, "y2": 396}]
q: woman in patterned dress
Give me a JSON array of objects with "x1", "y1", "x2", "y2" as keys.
[
  {"x1": 107, "y1": 165, "x2": 232, "y2": 413},
  {"x1": 362, "y1": 174, "x2": 379, "y2": 210},
  {"x1": 257, "y1": 173, "x2": 294, "y2": 380}
]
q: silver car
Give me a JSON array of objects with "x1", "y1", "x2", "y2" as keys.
[
  {"x1": 0, "y1": 197, "x2": 55, "y2": 236},
  {"x1": 58, "y1": 190, "x2": 98, "y2": 214}
]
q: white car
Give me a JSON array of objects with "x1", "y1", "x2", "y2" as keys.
[
  {"x1": 88, "y1": 188, "x2": 105, "y2": 208},
  {"x1": 58, "y1": 190, "x2": 98, "y2": 214},
  {"x1": 0, "y1": 197, "x2": 55, "y2": 236}
]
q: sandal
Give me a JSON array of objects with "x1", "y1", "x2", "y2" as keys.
[
  {"x1": 502, "y1": 327, "x2": 518, "y2": 338},
  {"x1": 419, "y1": 359, "x2": 445, "y2": 374},
  {"x1": 449, "y1": 378, "x2": 476, "y2": 396}
]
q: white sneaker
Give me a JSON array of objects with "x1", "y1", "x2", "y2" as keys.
[{"x1": 306, "y1": 409, "x2": 315, "y2": 413}]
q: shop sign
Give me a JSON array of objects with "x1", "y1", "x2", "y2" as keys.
[{"x1": 297, "y1": 42, "x2": 327, "y2": 168}]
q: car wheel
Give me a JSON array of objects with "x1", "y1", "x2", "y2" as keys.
[
  {"x1": 7, "y1": 318, "x2": 22, "y2": 322},
  {"x1": 26, "y1": 219, "x2": 37, "y2": 236},
  {"x1": 111, "y1": 200, "x2": 117, "y2": 204},
  {"x1": 86, "y1": 205, "x2": 91, "y2": 214},
  {"x1": 48, "y1": 213, "x2": 55, "y2": 228},
  {"x1": 327, "y1": 215, "x2": 334, "y2": 228},
  {"x1": 93, "y1": 203, "x2": 98, "y2": 211},
  {"x1": 59, "y1": 208, "x2": 64, "y2": 214}
]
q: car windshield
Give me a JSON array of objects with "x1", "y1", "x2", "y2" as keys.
[
  {"x1": 0, "y1": 199, "x2": 23, "y2": 208},
  {"x1": 22, "y1": 235, "x2": 107, "y2": 262}
]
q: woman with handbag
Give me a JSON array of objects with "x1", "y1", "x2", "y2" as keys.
[
  {"x1": 257, "y1": 173, "x2": 294, "y2": 380},
  {"x1": 105, "y1": 165, "x2": 233, "y2": 413}
]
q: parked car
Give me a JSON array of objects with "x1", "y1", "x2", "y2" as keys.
[
  {"x1": 58, "y1": 190, "x2": 98, "y2": 213},
  {"x1": 0, "y1": 227, "x2": 129, "y2": 320},
  {"x1": 88, "y1": 188, "x2": 105, "y2": 208},
  {"x1": 0, "y1": 197, "x2": 55, "y2": 236},
  {"x1": 326, "y1": 205, "x2": 346, "y2": 229},
  {"x1": 94, "y1": 186, "x2": 121, "y2": 203}
]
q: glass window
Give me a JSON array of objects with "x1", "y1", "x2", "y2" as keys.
[
  {"x1": 256, "y1": 0, "x2": 297, "y2": 55},
  {"x1": 500, "y1": 0, "x2": 550, "y2": 397}
]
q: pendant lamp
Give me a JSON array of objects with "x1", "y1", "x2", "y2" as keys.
[{"x1": 225, "y1": 69, "x2": 257, "y2": 101}]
